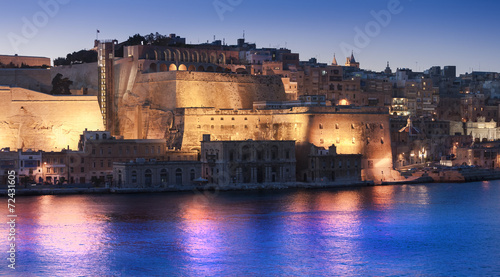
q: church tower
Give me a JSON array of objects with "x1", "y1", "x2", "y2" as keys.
[
  {"x1": 384, "y1": 61, "x2": 392, "y2": 74},
  {"x1": 344, "y1": 51, "x2": 360, "y2": 68},
  {"x1": 332, "y1": 53, "x2": 338, "y2": 66}
]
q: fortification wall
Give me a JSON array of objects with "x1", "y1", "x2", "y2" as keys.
[
  {"x1": 172, "y1": 106, "x2": 393, "y2": 181},
  {"x1": 0, "y1": 87, "x2": 104, "y2": 151},
  {"x1": 0, "y1": 62, "x2": 98, "y2": 95},
  {"x1": 116, "y1": 70, "x2": 287, "y2": 139},
  {"x1": 50, "y1": 62, "x2": 98, "y2": 95},
  {"x1": 0, "y1": 69, "x2": 52, "y2": 93},
  {"x1": 0, "y1": 55, "x2": 50, "y2": 67}
]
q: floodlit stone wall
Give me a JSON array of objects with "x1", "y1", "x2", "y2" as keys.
[{"x1": 0, "y1": 86, "x2": 104, "y2": 151}]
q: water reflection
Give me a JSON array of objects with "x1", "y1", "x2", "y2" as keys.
[
  {"x1": 4, "y1": 182, "x2": 500, "y2": 276},
  {"x1": 18, "y1": 195, "x2": 111, "y2": 275}
]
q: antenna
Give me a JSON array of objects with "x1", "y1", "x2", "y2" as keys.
[{"x1": 243, "y1": 30, "x2": 245, "y2": 39}]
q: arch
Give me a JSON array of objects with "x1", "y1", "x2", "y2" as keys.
[
  {"x1": 236, "y1": 68, "x2": 248, "y2": 74},
  {"x1": 160, "y1": 169, "x2": 168, "y2": 184},
  {"x1": 192, "y1": 51, "x2": 199, "y2": 63},
  {"x1": 102, "y1": 133, "x2": 107, "y2": 139},
  {"x1": 159, "y1": 63, "x2": 168, "y2": 72},
  {"x1": 175, "y1": 168, "x2": 183, "y2": 185},
  {"x1": 149, "y1": 63, "x2": 157, "y2": 72},
  {"x1": 197, "y1": 65, "x2": 205, "y2": 72},
  {"x1": 209, "y1": 53, "x2": 217, "y2": 64},
  {"x1": 174, "y1": 49, "x2": 181, "y2": 62},
  {"x1": 165, "y1": 49, "x2": 173, "y2": 61},
  {"x1": 188, "y1": 65, "x2": 196, "y2": 71},
  {"x1": 271, "y1": 145, "x2": 279, "y2": 160},
  {"x1": 242, "y1": 145, "x2": 251, "y2": 161},
  {"x1": 182, "y1": 50, "x2": 190, "y2": 62},
  {"x1": 190, "y1": 169, "x2": 195, "y2": 181},
  {"x1": 206, "y1": 66, "x2": 214, "y2": 72},
  {"x1": 216, "y1": 66, "x2": 224, "y2": 73},
  {"x1": 144, "y1": 169, "x2": 152, "y2": 187},
  {"x1": 178, "y1": 64, "x2": 187, "y2": 71},
  {"x1": 201, "y1": 52, "x2": 208, "y2": 63},
  {"x1": 95, "y1": 134, "x2": 100, "y2": 140},
  {"x1": 168, "y1": 64, "x2": 177, "y2": 71},
  {"x1": 154, "y1": 50, "x2": 159, "y2": 60},
  {"x1": 224, "y1": 67, "x2": 231, "y2": 73},
  {"x1": 218, "y1": 53, "x2": 226, "y2": 64}
]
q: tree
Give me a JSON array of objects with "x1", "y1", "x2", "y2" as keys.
[{"x1": 50, "y1": 73, "x2": 73, "y2": 95}]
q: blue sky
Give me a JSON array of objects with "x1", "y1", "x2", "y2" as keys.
[{"x1": 1, "y1": 0, "x2": 499, "y2": 74}]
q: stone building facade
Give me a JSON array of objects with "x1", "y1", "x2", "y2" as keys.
[
  {"x1": 200, "y1": 135, "x2": 296, "y2": 185},
  {"x1": 113, "y1": 160, "x2": 201, "y2": 188},
  {"x1": 305, "y1": 144, "x2": 362, "y2": 183}
]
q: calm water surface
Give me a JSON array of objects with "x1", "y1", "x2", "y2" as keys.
[{"x1": 1, "y1": 181, "x2": 500, "y2": 276}]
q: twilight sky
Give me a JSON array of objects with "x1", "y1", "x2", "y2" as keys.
[{"x1": 1, "y1": 0, "x2": 499, "y2": 74}]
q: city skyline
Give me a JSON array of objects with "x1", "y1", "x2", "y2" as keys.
[{"x1": 1, "y1": 0, "x2": 499, "y2": 74}]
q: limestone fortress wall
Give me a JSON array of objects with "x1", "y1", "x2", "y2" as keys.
[
  {"x1": 114, "y1": 59, "x2": 287, "y2": 139},
  {"x1": 0, "y1": 86, "x2": 104, "y2": 151},
  {"x1": 170, "y1": 106, "x2": 394, "y2": 181},
  {"x1": 0, "y1": 63, "x2": 98, "y2": 95},
  {"x1": 110, "y1": 62, "x2": 394, "y2": 180},
  {"x1": 0, "y1": 56, "x2": 395, "y2": 180}
]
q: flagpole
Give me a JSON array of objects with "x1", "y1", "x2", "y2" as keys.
[{"x1": 96, "y1": 29, "x2": 99, "y2": 41}]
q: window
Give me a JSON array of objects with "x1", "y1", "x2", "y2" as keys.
[
  {"x1": 108, "y1": 147, "x2": 112, "y2": 155},
  {"x1": 319, "y1": 123, "x2": 323, "y2": 129},
  {"x1": 100, "y1": 148, "x2": 103, "y2": 155},
  {"x1": 271, "y1": 146, "x2": 278, "y2": 160},
  {"x1": 190, "y1": 169, "x2": 195, "y2": 180},
  {"x1": 60, "y1": 168, "x2": 64, "y2": 174},
  {"x1": 145, "y1": 169, "x2": 152, "y2": 187},
  {"x1": 175, "y1": 168, "x2": 183, "y2": 185},
  {"x1": 108, "y1": 160, "x2": 112, "y2": 167},
  {"x1": 131, "y1": 171, "x2": 137, "y2": 183},
  {"x1": 335, "y1": 123, "x2": 339, "y2": 129},
  {"x1": 92, "y1": 148, "x2": 96, "y2": 155},
  {"x1": 81, "y1": 167, "x2": 85, "y2": 173},
  {"x1": 100, "y1": 160, "x2": 104, "y2": 168},
  {"x1": 70, "y1": 167, "x2": 74, "y2": 173},
  {"x1": 160, "y1": 169, "x2": 168, "y2": 183}
]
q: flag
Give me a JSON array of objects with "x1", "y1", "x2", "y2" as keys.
[{"x1": 97, "y1": 29, "x2": 100, "y2": 33}]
